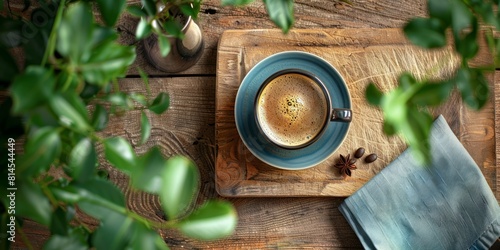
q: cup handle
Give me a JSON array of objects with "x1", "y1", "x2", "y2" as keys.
[{"x1": 330, "y1": 108, "x2": 352, "y2": 122}]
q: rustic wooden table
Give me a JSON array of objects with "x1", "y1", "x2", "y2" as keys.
[{"x1": 14, "y1": 0, "x2": 500, "y2": 249}]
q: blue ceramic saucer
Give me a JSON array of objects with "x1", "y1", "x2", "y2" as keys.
[{"x1": 234, "y1": 51, "x2": 351, "y2": 170}]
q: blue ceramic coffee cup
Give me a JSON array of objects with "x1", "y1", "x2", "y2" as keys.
[
  {"x1": 235, "y1": 51, "x2": 351, "y2": 170},
  {"x1": 254, "y1": 68, "x2": 351, "y2": 150}
]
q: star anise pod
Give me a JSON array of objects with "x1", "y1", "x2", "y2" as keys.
[{"x1": 335, "y1": 154, "x2": 357, "y2": 176}]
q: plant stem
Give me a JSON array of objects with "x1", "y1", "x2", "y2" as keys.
[
  {"x1": 41, "y1": 184, "x2": 61, "y2": 208},
  {"x1": 61, "y1": 71, "x2": 74, "y2": 92},
  {"x1": 41, "y1": 0, "x2": 66, "y2": 66},
  {"x1": 138, "y1": 68, "x2": 151, "y2": 99},
  {"x1": 154, "y1": 220, "x2": 178, "y2": 230},
  {"x1": 113, "y1": 79, "x2": 120, "y2": 93}
]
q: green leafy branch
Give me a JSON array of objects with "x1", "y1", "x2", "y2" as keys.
[
  {"x1": 128, "y1": 0, "x2": 202, "y2": 57},
  {"x1": 0, "y1": 0, "x2": 236, "y2": 249},
  {"x1": 365, "y1": 0, "x2": 497, "y2": 163}
]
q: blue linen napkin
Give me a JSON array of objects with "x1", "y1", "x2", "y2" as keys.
[{"x1": 339, "y1": 115, "x2": 500, "y2": 249}]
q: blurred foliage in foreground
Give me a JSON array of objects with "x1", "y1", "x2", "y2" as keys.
[
  {"x1": 0, "y1": 0, "x2": 236, "y2": 249},
  {"x1": 366, "y1": 0, "x2": 497, "y2": 163}
]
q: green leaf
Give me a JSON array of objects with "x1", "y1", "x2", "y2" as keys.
[
  {"x1": 160, "y1": 156, "x2": 199, "y2": 220},
  {"x1": 43, "y1": 235, "x2": 87, "y2": 250},
  {"x1": 16, "y1": 181, "x2": 52, "y2": 226},
  {"x1": 178, "y1": 200, "x2": 238, "y2": 240},
  {"x1": 192, "y1": 1, "x2": 202, "y2": 18},
  {"x1": 130, "y1": 93, "x2": 148, "y2": 106},
  {"x1": 162, "y1": 19, "x2": 184, "y2": 38},
  {"x1": 383, "y1": 121, "x2": 396, "y2": 136},
  {"x1": 127, "y1": 5, "x2": 147, "y2": 17},
  {"x1": 455, "y1": 18, "x2": 479, "y2": 59},
  {"x1": 50, "y1": 185, "x2": 82, "y2": 204},
  {"x1": 263, "y1": 0, "x2": 294, "y2": 33},
  {"x1": 398, "y1": 72, "x2": 418, "y2": 90},
  {"x1": 57, "y1": 2, "x2": 93, "y2": 62},
  {"x1": 80, "y1": 42, "x2": 136, "y2": 85},
  {"x1": 106, "y1": 92, "x2": 133, "y2": 109},
  {"x1": 140, "y1": 111, "x2": 151, "y2": 145},
  {"x1": 96, "y1": 0, "x2": 126, "y2": 26},
  {"x1": 29, "y1": 105, "x2": 60, "y2": 129},
  {"x1": 381, "y1": 89, "x2": 407, "y2": 127},
  {"x1": 158, "y1": 34, "x2": 171, "y2": 57},
  {"x1": 455, "y1": 68, "x2": 489, "y2": 110},
  {"x1": 410, "y1": 81, "x2": 453, "y2": 106},
  {"x1": 69, "y1": 138, "x2": 96, "y2": 183},
  {"x1": 380, "y1": 84, "x2": 434, "y2": 163},
  {"x1": 132, "y1": 147, "x2": 166, "y2": 194},
  {"x1": 76, "y1": 179, "x2": 126, "y2": 220},
  {"x1": 450, "y1": 0, "x2": 473, "y2": 36},
  {"x1": 104, "y1": 137, "x2": 137, "y2": 173},
  {"x1": 149, "y1": 92, "x2": 170, "y2": 114},
  {"x1": 404, "y1": 109, "x2": 433, "y2": 163},
  {"x1": 91, "y1": 26, "x2": 118, "y2": 47},
  {"x1": 179, "y1": 3, "x2": 200, "y2": 19},
  {"x1": 0, "y1": 48, "x2": 19, "y2": 82},
  {"x1": 49, "y1": 94, "x2": 91, "y2": 132},
  {"x1": 66, "y1": 206, "x2": 76, "y2": 221},
  {"x1": 68, "y1": 225, "x2": 90, "y2": 245},
  {"x1": 136, "y1": 18, "x2": 152, "y2": 39},
  {"x1": 365, "y1": 83, "x2": 383, "y2": 106},
  {"x1": 428, "y1": 0, "x2": 451, "y2": 26},
  {"x1": 470, "y1": 0, "x2": 498, "y2": 28},
  {"x1": 80, "y1": 83, "x2": 100, "y2": 99},
  {"x1": 404, "y1": 17, "x2": 446, "y2": 48},
  {"x1": 55, "y1": 70, "x2": 78, "y2": 91},
  {"x1": 221, "y1": 0, "x2": 255, "y2": 6},
  {"x1": 95, "y1": 214, "x2": 170, "y2": 250},
  {"x1": 50, "y1": 208, "x2": 69, "y2": 236},
  {"x1": 24, "y1": 7, "x2": 55, "y2": 65},
  {"x1": 91, "y1": 104, "x2": 108, "y2": 131},
  {"x1": 129, "y1": 223, "x2": 170, "y2": 250},
  {"x1": 62, "y1": 92, "x2": 89, "y2": 120},
  {"x1": 10, "y1": 66, "x2": 55, "y2": 114},
  {"x1": 141, "y1": 0, "x2": 157, "y2": 16},
  {"x1": 23, "y1": 27, "x2": 50, "y2": 66},
  {"x1": 92, "y1": 212, "x2": 135, "y2": 250},
  {"x1": 19, "y1": 127, "x2": 61, "y2": 177}
]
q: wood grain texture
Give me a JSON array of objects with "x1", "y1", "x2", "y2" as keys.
[
  {"x1": 101, "y1": 77, "x2": 219, "y2": 214},
  {"x1": 12, "y1": 76, "x2": 365, "y2": 249},
  {"x1": 117, "y1": 0, "x2": 428, "y2": 76},
  {"x1": 7, "y1": 0, "x2": 500, "y2": 248},
  {"x1": 214, "y1": 28, "x2": 495, "y2": 197},
  {"x1": 3, "y1": 0, "x2": 427, "y2": 76}
]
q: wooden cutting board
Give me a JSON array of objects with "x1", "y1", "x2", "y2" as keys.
[{"x1": 215, "y1": 29, "x2": 497, "y2": 197}]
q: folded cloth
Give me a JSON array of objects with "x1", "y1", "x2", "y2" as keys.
[{"x1": 339, "y1": 115, "x2": 500, "y2": 250}]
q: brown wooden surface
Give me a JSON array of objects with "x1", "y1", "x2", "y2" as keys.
[
  {"x1": 214, "y1": 28, "x2": 497, "y2": 197},
  {"x1": 9, "y1": 0, "x2": 500, "y2": 249}
]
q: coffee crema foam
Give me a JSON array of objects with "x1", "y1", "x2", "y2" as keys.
[{"x1": 257, "y1": 73, "x2": 329, "y2": 147}]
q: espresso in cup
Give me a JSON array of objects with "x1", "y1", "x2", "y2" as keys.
[{"x1": 256, "y1": 72, "x2": 329, "y2": 148}]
